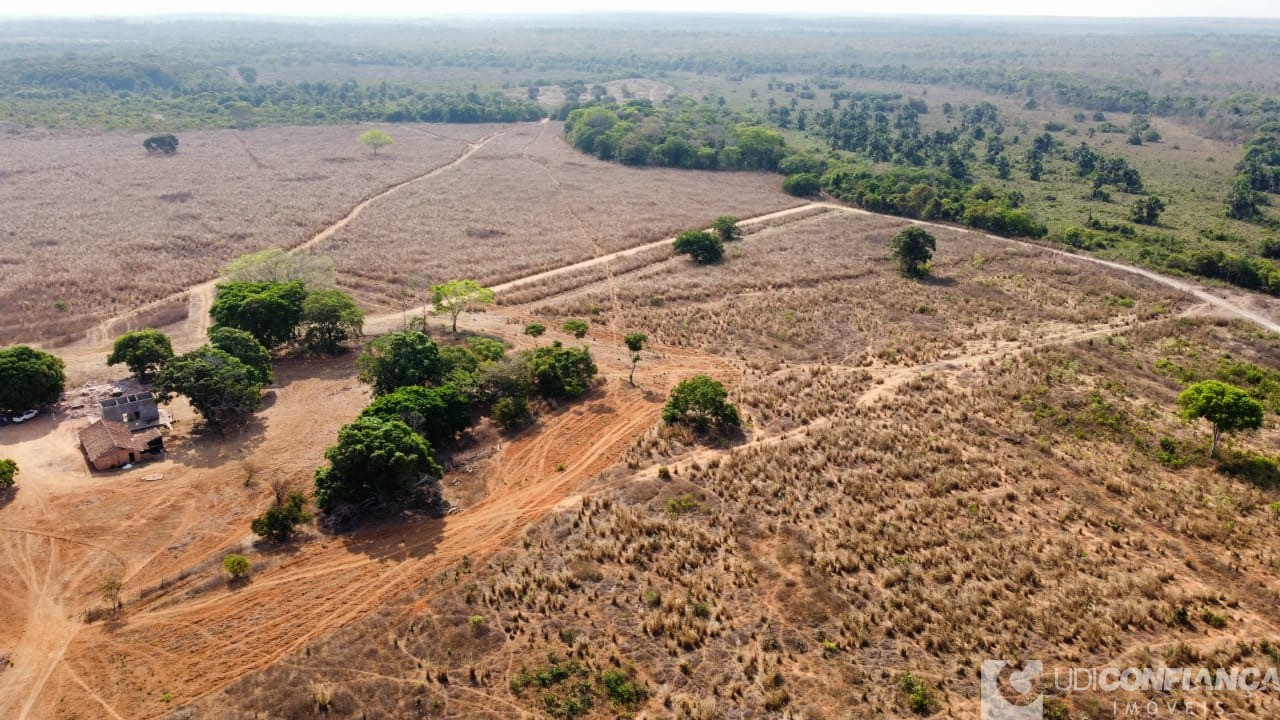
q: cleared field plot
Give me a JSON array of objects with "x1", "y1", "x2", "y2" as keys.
[
  {"x1": 535, "y1": 210, "x2": 1190, "y2": 367},
  {"x1": 309, "y1": 121, "x2": 801, "y2": 311},
  {"x1": 194, "y1": 312, "x2": 1280, "y2": 720},
  {"x1": 0, "y1": 123, "x2": 499, "y2": 344}
]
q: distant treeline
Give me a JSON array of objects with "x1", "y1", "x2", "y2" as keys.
[
  {"x1": 0, "y1": 57, "x2": 543, "y2": 129},
  {"x1": 561, "y1": 96, "x2": 786, "y2": 171}
]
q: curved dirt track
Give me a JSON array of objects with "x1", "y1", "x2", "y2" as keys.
[{"x1": 53, "y1": 127, "x2": 513, "y2": 384}]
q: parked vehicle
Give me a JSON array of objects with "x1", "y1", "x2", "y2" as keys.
[{"x1": 11, "y1": 409, "x2": 38, "y2": 423}]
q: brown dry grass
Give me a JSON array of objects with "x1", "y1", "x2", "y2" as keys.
[
  {"x1": 309, "y1": 121, "x2": 801, "y2": 312},
  {"x1": 181, "y1": 210, "x2": 1280, "y2": 720},
  {"x1": 537, "y1": 211, "x2": 1189, "y2": 367},
  {"x1": 195, "y1": 317, "x2": 1280, "y2": 720},
  {"x1": 0, "y1": 123, "x2": 498, "y2": 344}
]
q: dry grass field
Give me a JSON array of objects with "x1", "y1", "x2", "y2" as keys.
[
  {"x1": 537, "y1": 210, "x2": 1187, "y2": 368},
  {"x1": 0, "y1": 123, "x2": 499, "y2": 344},
  {"x1": 158, "y1": 212, "x2": 1280, "y2": 719},
  {"x1": 5, "y1": 118, "x2": 1280, "y2": 720},
  {"x1": 309, "y1": 121, "x2": 801, "y2": 312}
]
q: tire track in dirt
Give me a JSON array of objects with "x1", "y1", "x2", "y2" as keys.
[
  {"x1": 0, "y1": 531, "x2": 123, "y2": 720},
  {"x1": 67, "y1": 343, "x2": 709, "y2": 719}
]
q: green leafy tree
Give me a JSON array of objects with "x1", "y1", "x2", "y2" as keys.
[
  {"x1": 208, "y1": 327, "x2": 273, "y2": 385},
  {"x1": 662, "y1": 375, "x2": 741, "y2": 432},
  {"x1": 301, "y1": 288, "x2": 364, "y2": 354},
  {"x1": 250, "y1": 490, "x2": 311, "y2": 542},
  {"x1": 0, "y1": 346, "x2": 66, "y2": 413},
  {"x1": 712, "y1": 216, "x2": 742, "y2": 243},
  {"x1": 562, "y1": 319, "x2": 590, "y2": 340},
  {"x1": 431, "y1": 279, "x2": 494, "y2": 334},
  {"x1": 1130, "y1": 195, "x2": 1167, "y2": 225},
  {"x1": 492, "y1": 395, "x2": 531, "y2": 431},
  {"x1": 890, "y1": 226, "x2": 936, "y2": 278},
  {"x1": 0, "y1": 458, "x2": 17, "y2": 489},
  {"x1": 222, "y1": 554, "x2": 252, "y2": 579},
  {"x1": 107, "y1": 329, "x2": 173, "y2": 382},
  {"x1": 356, "y1": 331, "x2": 443, "y2": 396},
  {"x1": 210, "y1": 280, "x2": 308, "y2": 348},
  {"x1": 674, "y1": 230, "x2": 724, "y2": 265},
  {"x1": 782, "y1": 172, "x2": 821, "y2": 197},
  {"x1": 466, "y1": 337, "x2": 506, "y2": 362},
  {"x1": 156, "y1": 347, "x2": 263, "y2": 430},
  {"x1": 143, "y1": 134, "x2": 178, "y2": 154},
  {"x1": 314, "y1": 416, "x2": 443, "y2": 510},
  {"x1": 360, "y1": 384, "x2": 470, "y2": 446},
  {"x1": 1178, "y1": 380, "x2": 1265, "y2": 457},
  {"x1": 1227, "y1": 177, "x2": 1266, "y2": 221},
  {"x1": 733, "y1": 124, "x2": 787, "y2": 171},
  {"x1": 525, "y1": 342, "x2": 598, "y2": 399},
  {"x1": 359, "y1": 129, "x2": 393, "y2": 154},
  {"x1": 524, "y1": 323, "x2": 546, "y2": 339},
  {"x1": 222, "y1": 248, "x2": 336, "y2": 287},
  {"x1": 624, "y1": 333, "x2": 647, "y2": 386}
]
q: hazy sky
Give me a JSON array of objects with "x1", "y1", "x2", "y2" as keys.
[{"x1": 1, "y1": 0, "x2": 1277, "y2": 18}]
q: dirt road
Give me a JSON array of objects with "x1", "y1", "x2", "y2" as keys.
[
  {"x1": 48, "y1": 127, "x2": 513, "y2": 385},
  {"x1": 5, "y1": 183, "x2": 1280, "y2": 719}
]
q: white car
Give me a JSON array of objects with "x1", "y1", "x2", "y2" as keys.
[{"x1": 11, "y1": 409, "x2": 38, "y2": 423}]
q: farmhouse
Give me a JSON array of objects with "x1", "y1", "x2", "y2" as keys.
[
  {"x1": 100, "y1": 392, "x2": 163, "y2": 431},
  {"x1": 78, "y1": 419, "x2": 163, "y2": 471}
]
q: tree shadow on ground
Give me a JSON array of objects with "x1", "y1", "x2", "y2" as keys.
[
  {"x1": 0, "y1": 486, "x2": 16, "y2": 510},
  {"x1": 165, "y1": 416, "x2": 267, "y2": 470}
]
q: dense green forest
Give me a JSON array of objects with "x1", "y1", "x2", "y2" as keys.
[{"x1": 3, "y1": 15, "x2": 1280, "y2": 293}]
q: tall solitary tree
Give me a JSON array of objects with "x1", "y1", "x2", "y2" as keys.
[
  {"x1": 662, "y1": 375, "x2": 741, "y2": 432},
  {"x1": 1130, "y1": 195, "x2": 1167, "y2": 225},
  {"x1": 431, "y1": 279, "x2": 494, "y2": 334},
  {"x1": 712, "y1": 216, "x2": 743, "y2": 243},
  {"x1": 359, "y1": 129, "x2": 393, "y2": 155},
  {"x1": 890, "y1": 226, "x2": 936, "y2": 278},
  {"x1": 674, "y1": 230, "x2": 724, "y2": 265},
  {"x1": 107, "y1": 329, "x2": 174, "y2": 382},
  {"x1": 562, "y1": 319, "x2": 590, "y2": 340},
  {"x1": 143, "y1": 134, "x2": 179, "y2": 155},
  {"x1": 1178, "y1": 380, "x2": 1264, "y2": 457},
  {"x1": 624, "y1": 332, "x2": 647, "y2": 386}
]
